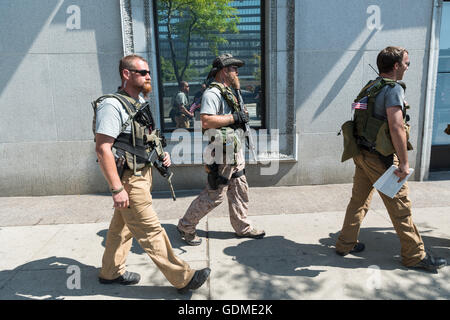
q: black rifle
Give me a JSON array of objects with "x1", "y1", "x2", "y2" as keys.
[
  {"x1": 235, "y1": 89, "x2": 258, "y2": 162},
  {"x1": 132, "y1": 102, "x2": 177, "y2": 201}
]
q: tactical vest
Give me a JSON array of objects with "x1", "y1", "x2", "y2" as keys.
[
  {"x1": 206, "y1": 82, "x2": 243, "y2": 155},
  {"x1": 353, "y1": 78, "x2": 413, "y2": 157},
  {"x1": 91, "y1": 91, "x2": 156, "y2": 173}
]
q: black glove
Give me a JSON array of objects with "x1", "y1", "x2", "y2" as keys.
[{"x1": 232, "y1": 111, "x2": 249, "y2": 126}]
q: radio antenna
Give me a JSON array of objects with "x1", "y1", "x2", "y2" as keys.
[{"x1": 369, "y1": 64, "x2": 380, "y2": 76}]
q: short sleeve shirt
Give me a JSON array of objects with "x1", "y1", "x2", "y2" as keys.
[
  {"x1": 95, "y1": 95, "x2": 145, "y2": 139},
  {"x1": 373, "y1": 79, "x2": 405, "y2": 120},
  {"x1": 200, "y1": 87, "x2": 233, "y2": 115},
  {"x1": 173, "y1": 91, "x2": 188, "y2": 107}
]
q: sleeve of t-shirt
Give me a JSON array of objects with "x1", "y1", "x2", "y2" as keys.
[
  {"x1": 200, "y1": 90, "x2": 221, "y2": 115},
  {"x1": 175, "y1": 92, "x2": 187, "y2": 106},
  {"x1": 384, "y1": 84, "x2": 404, "y2": 110},
  {"x1": 95, "y1": 98, "x2": 123, "y2": 139}
]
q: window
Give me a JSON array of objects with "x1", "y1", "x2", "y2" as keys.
[
  {"x1": 430, "y1": 1, "x2": 450, "y2": 170},
  {"x1": 153, "y1": 0, "x2": 265, "y2": 131}
]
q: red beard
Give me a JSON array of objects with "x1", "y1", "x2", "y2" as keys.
[{"x1": 142, "y1": 81, "x2": 152, "y2": 98}]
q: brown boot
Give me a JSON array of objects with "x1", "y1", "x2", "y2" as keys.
[
  {"x1": 177, "y1": 227, "x2": 202, "y2": 246},
  {"x1": 236, "y1": 228, "x2": 265, "y2": 239}
]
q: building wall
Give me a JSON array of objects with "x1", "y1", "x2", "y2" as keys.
[
  {"x1": 0, "y1": 0, "x2": 436, "y2": 196},
  {"x1": 0, "y1": 0, "x2": 123, "y2": 196},
  {"x1": 293, "y1": 0, "x2": 434, "y2": 185}
]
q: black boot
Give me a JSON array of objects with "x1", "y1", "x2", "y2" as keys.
[
  {"x1": 178, "y1": 268, "x2": 211, "y2": 294},
  {"x1": 410, "y1": 254, "x2": 447, "y2": 272}
]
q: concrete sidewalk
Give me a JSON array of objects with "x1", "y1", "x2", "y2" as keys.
[{"x1": 0, "y1": 180, "x2": 449, "y2": 300}]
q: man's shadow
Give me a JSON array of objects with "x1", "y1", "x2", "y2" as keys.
[
  {"x1": 2, "y1": 223, "x2": 214, "y2": 300},
  {"x1": 0, "y1": 256, "x2": 180, "y2": 300},
  {"x1": 210, "y1": 227, "x2": 449, "y2": 299},
  {"x1": 216, "y1": 227, "x2": 450, "y2": 277}
]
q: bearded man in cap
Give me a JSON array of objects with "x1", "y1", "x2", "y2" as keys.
[{"x1": 177, "y1": 53, "x2": 265, "y2": 246}]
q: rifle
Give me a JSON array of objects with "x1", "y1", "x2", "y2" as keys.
[
  {"x1": 235, "y1": 89, "x2": 258, "y2": 162},
  {"x1": 133, "y1": 103, "x2": 177, "y2": 201},
  {"x1": 144, "y1": 130, "x2": 176, "y2": 201}
]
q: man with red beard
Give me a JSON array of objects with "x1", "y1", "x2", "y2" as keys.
[{"x1": 94, "y1": 54, "x2": 210, "y2": 293}]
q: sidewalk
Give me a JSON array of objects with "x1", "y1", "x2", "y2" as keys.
[{"x1": 0, "y1": 180, "x2": 449, "y2": 300}]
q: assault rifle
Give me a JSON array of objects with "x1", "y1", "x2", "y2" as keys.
[
  {"x1": 135, "y1": 103, "x2": 177, "y2": 201},
  {"x1": 144, "y1": 131, "x2": 176, "y2": 201},
  {"x1": 235, "y1": 89, "x2": 258, "y2": 162}
]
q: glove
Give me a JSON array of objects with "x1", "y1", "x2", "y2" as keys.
[{"x1": 232, "y1": 111, "x2": 249, "y2": 126}]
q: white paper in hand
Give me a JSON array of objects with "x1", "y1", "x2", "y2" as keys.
[{"x1": 373, "y1": 165, "x2": 414, "y2": 199}]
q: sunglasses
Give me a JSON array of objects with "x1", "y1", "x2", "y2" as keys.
[{"x1": 129, "y1": 69, "x2": 151, "y2": 76}]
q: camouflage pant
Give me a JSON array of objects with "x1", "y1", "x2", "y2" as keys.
[{"x1": 178, "y1": 150, "x2": 252, "y2": 235}]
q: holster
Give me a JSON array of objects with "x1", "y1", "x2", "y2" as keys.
[
  {"x1": 206, "y1": 163, "x2": 228, "y2": 190},
  {"x1": 205, "y1": 163, "x2": 246, "y2": 190},
  {"x1": 115, "y1": 154, "x2": 127, "y2": 179}
]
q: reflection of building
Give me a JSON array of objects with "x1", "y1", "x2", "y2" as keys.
[{"x1": 156, "y1": 0, "x2": 262, "y2": 82}]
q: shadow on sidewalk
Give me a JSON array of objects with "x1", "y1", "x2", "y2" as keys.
[
  {"x1": 212, "y1": 227, "x2": 449, "y2": 299},
  {"x1": 0, "y1": 256, "x2": 181, "y2": 300}
]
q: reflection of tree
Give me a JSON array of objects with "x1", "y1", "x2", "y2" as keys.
[
  {"x1": 160, "y1": 56, "x2": 198, "y2": 82},
  {"x1": 157, "y1": 0, "x2": 239, "y2": 83},
  {"x1": 252, "y1": 53, "x2": 261, "y2": 81}
]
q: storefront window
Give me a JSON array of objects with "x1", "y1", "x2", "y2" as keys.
[
  {"x1": 430, "y1": 1, "x2": 450, "y2": 170},
  {"x1": 153, "y1": 0, "x2": 264, "y2": 131}
]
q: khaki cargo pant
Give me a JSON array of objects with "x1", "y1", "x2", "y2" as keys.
[
  {"x1": 336, "y1": 149, "x2": 426, "y2": 267},
  {"x1": 99, "y1": 166, "x2": 195, "y2": 289},
  {"x1": 178, "y1": 150, "x2": 252, "y2": 236},
  {"x1": 175, "y1": 114, "x2": 190, "y2": 128}
]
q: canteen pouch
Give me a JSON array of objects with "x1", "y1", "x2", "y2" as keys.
[{"x1": 341, "y1": 120, "x2": 360, "y2": 162}]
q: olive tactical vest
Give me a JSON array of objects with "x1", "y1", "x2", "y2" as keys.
[
  {"x1": 353, "y1": 78, "x2": 413, "y2": 157},
  {"x1": 206, "y1": 82, "x2": 243, "y2": 154},
  {"x1": 91, "y1": 91, "x2": 155, "y2": 172}
]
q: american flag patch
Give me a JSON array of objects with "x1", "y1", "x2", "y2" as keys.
[{"x1": 352, "y1": 96, "x2": 368, "y2": 110}]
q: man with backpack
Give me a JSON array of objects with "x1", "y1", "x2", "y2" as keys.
[
  {"x1": 93, "y1": 54, "x2": 210, "y2": 293},
  {"x1": 336, "y1": 46, "x2": 446, "y2": 272}
]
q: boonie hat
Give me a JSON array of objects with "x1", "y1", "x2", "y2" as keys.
[
  {"x1": 212, "y1": 53, "x2": 244, "y2": 69},
  {"x1": 207, "y1": 53, "x2": 244, "y2": 79}
]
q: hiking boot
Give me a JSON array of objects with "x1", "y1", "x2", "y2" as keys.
[
  {"x1": 336, "y1": 242, "x2": 365, "y2": 256},
  {"x1": 98, "y1": 271, "x2": 141, "y2": 285},
  {"x1": 236, "y1": 228, "x2": 265, "y2": 239},
  {"x1": 178, "y1": 268, "x2": 211, "y2": 294},
  {"x1": 177, "y1": 226, "x2": 202, "y2": 246},
  {"x1": 409, "y1": 254, "x2": 447, "y2": 272}
]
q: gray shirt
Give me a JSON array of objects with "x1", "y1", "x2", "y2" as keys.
[
  {"x1": 172, "y1": 91, "x2": 189, "y2": 108},
  {"x1": 373, "y1": 79, "x2": 405, "y2": 120},
  {"x1": 95, "y1": 95, "x2": 146, "y2": 139},
  {"x1": 200, "y1": 86, "x2": 233, "y2": 115}
]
